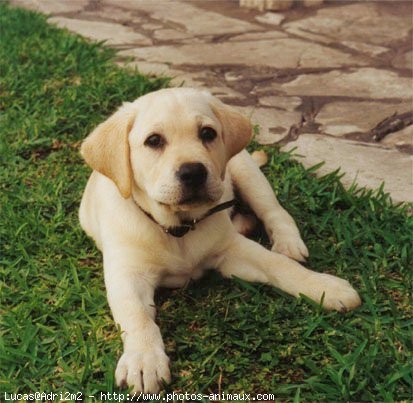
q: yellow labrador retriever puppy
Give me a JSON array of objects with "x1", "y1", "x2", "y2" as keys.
[{"x1": 79, "y1": 88, "x2": 361, "y2": 393}]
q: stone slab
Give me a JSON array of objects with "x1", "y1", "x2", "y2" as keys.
[
  {"x1": 392, "y1": 51, "x2": 413, "y2": 71},
  {"x1": 207, "y1": 87, "x2": 247, "y2": 103},
  {"x1": 153, "y1": 28, "x2": 193, "y2": 41},
  {"x1": 316, "y1": 101, "x2": 412, "y2": 136},
  {"x1": 284, "y1": 2, "x2": 412, "y2": 47},
  {"x1": 228, "y1": 31, "x2": 287, "y2": 42},
  {"x1": 282, "y1": 134, "x2": 413, "y2": 203},
  {"x1": 102, "y1": 0, "x2": 262, "y2": 36},
  {"x1": 80, "y1": 5, "x2": 142, "y2": 24},
  {"x1": 169, "y1": 70, "x2": 209, "y2": 88},
  {"x1": 236, "y1": 106, "x2": 301, "y2": 144},
  {"x1": 283, "y1": 26, "x2": 332, "y2": 45},
  {"x1": 381, "y1": 125, "x2": 413, "y2": 149},
  {"x1": 141, "y1": 23, "x2": 163, "y2": 30},
  {"x1": 259, "y1": 96, "x2": 302, "y2": 111},
  {"x1": 341, "y1": 41, "x2": 389, "y2": 58},
  {"x1": 11, "y1": 0, "x2": 87, "y2": 13},
  {"x1": 255, "y1": 12, "x2": 285, "y2": 26},
  {"x1": 121, "y1": 38, "x2": 367, "y2": 69},
  {"x1": 48, "y1": 17, "x2": 152, "y2": 46},
  {"x1": 224, "y1": 72, "x2": 244, "y2": 82},
  {"x1": 282, "y1": 68, "x2": 413, "y2": 100}
]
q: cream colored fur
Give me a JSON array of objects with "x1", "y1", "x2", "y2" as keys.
[{"x1": 79, "y1": 88, "x2": 361, "y2": 393}]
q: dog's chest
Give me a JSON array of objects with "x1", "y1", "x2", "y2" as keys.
[
  {"x1": 157, "y1": 249, "x2": 208, "y2": 288},
  {"x1": 156, "y1": 222, "x2": 227, "y2": 287}
]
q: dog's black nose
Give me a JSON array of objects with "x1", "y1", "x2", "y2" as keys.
[{"x1": 177, "y1": 163, "x2": 208, "y2": 188}]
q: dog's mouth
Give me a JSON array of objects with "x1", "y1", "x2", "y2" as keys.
[
  {"x1": 180, "y1": 194, "x2": 210, "y2": 205},
  {"x1": 160, "y1": 194, "x2": 212, "y2": 208},
  {"x1": 153, "y1": 179, "x2": 224, "y2": 212},
  {"x1": 157, "y1": 191, "x2": 217, "y2": 212}
]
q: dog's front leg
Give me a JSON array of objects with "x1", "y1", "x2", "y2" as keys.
[
  {"x1": 228, "y1": 150, "x2": 308, "y2": 261},
  {"x1": 103, "y1": 251, "x2": 170, "y2": 393},
  {"x1": 218, "y1": 234, "x2": 361, "y2": 311}
]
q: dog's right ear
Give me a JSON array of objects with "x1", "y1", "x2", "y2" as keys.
[{"x1": 80, "y1": 102, "x2": 137, "y2": 199}]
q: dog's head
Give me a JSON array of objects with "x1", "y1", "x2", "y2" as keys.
[{"x1": 81, "y1": 88, "x2": 252, "y2": 212}]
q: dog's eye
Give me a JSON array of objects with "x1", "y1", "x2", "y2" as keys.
[
  {"x1": 144, "y1": 134, "x2": 165, "y2": 149},
  {"x1": 200, "y1": 127, "x2": 217, "y2": 143}
]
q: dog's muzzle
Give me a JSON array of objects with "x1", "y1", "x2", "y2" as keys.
[
  {"x1": 177, "y1": 162, "x2": 207, "y2": 187},
  {"x1": 176, "y1": 162, "x2": 209, "y2": 204}
]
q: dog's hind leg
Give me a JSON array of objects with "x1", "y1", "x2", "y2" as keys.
[
  {"x1": 231, "y1": 213, "x2": 258, "y2": 236},
  {"x1": 228, "y1": 150, "x2": 308, "y2": 261}
]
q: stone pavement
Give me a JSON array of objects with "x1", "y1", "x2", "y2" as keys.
[{"x1": 12, "y1": 0, "x2": 413, "y2": 203}]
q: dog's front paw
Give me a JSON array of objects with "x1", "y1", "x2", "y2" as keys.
[
  {"x1": 304, "y1": 273, "x2": 361, "y2": 311},
  {"x1": 271, "y1": 229, "x2": 309, "y2": 262},
  {"x1": 115, "y1": 348, "x2": 170, "y2": 393}
]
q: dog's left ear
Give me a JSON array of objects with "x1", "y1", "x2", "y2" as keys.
[
  {"x1": 209, "y1": 97, "x2": 253, "y2": 160},
  {"x1": 80, "y1": 102, "x2": 137, "y2": 198}
]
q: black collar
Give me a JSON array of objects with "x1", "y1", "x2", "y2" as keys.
[{"x1": 132, "y1": 197, "x2": 235, "y2": 238}]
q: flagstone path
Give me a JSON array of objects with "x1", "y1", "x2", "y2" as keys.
[{"x1": 12, "y1": 0, "x2": 413, "y2": 202}]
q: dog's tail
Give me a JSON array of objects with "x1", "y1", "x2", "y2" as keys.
[{"x1": 251, "y1": 150, "x2": 268, "y2": 168}]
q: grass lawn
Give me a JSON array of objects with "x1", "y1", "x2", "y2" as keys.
[{"x1": 1, "y1": 3, "x2": 412, "y2": 402}]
